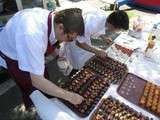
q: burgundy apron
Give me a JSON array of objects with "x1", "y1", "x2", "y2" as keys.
[{"x1": 0, "y1": 11, "x2": 56, "y2": 109}]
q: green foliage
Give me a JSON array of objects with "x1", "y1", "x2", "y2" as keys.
[{"x1": 127, "y1": 11, "x2": 138, "y2": 19}]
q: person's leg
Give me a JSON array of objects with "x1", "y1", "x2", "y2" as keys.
[
  {"x1": 4, "y1": 54, "x2": 55, "y2": 109},
  {"x1": 5, "y1": 58, "x2": 35, "y2": 109}
]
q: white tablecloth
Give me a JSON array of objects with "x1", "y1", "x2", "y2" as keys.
[
  {"x1": 30, "y1": 54, "x2": 160, "y2": 120},
  {"x1": 30, "y1": 33, "x2": 160, "y2": 120}
]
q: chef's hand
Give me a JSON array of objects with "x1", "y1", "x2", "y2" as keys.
[
  {"x1": 95, "y1": 49, "x2": 107, "y2": 59},
  {"x1": 66, "y1": 92, "x2": 84, "y2": 105}
]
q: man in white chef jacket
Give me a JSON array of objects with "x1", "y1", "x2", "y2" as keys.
[{"x1": 0, "y1": 7, "x2": 84, "y2": 109}]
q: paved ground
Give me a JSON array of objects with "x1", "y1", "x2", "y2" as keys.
[{"x1": 0, "y1": 0, "x2": 158, "y2": 120}]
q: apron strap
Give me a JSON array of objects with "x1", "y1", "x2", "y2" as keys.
[
  {"x1": 46, "y1": 11, "x2": 60, "y2": 56},
  {"x1": 48, "y1": 11, "x2": 52, "y2": 39}
]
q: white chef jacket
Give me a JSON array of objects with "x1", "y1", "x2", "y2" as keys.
[
  {"x1": 61, "y1": 8, "x2": 107, "y2": 70},
  {"x1": 0, "y1": 8, "x2": 56, "y2": 75}
]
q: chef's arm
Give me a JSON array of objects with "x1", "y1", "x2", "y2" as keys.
[
  {"x1": 76, "y1": 41, "x2": 107, "y2": 58},
  {"x1": 30, "y1": 73, "x2": 83, "y2": 105}
]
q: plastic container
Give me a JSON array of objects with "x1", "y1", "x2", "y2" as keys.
[
  {"x1": 57, "y1": 57, "x2": 73, "y2": 76},
  {"x1": 145, "y1": 33, "x2": 156, "y2": 57}
]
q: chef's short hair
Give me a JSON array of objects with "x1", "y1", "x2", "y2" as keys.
[
  {"x1": 107, "y1": 10, "x2": 129, "y2": 30},
  {"x1": 54, "y1": 8, "x2": 84, "y2": 36}
]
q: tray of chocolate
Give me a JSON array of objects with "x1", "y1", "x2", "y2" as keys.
[
  {"x1": 90, "y1": 96, "x2": 150, "y2": 120},
  {"x1": 91, "y1": 36, "x2": 112, "y2": 50},
  {"x1": 62, "y1": 67, "x2": 110, "y2": 117},
  {"x1": 139, "y1": 82, "x2": 160, "y2": 117},
  {"x1": 106, "y1": 43, "x2": 133, "y2": 63},
  {"x1": 117, "y1": 73, "x2": 160, "y2": 117},
  {"x1": 115, "y1": 44, "x2": 133, "y2": 57},
  {"x1": 85, "y1": 56, "x2": 128, "y2": 84}
]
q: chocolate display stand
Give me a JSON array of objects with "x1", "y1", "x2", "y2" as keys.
[
  {"x1": 117, "y1": 73, "x2": 160, "y2": 118},
  {"x1": 90, "y1": 96, "x2": 150, "y2": 120},
  {"x1": 60, "y1": 56, "x2": 128, "y2": 117}
]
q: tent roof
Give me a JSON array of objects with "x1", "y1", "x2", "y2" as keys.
[{"x1": 116, "y1": 0, "x2": 160, "y2": 13}]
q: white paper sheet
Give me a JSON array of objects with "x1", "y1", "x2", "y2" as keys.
[{"x1": 30, "y1": 90, "x2": 76, "y2": 120}]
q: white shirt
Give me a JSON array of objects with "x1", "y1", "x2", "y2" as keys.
[
  {"x1": 0, "y1": 8, "x2": 56, "y2": 75},
  {"x1": 61, "y1": 8, "x2": 107, "y2": 69}
]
